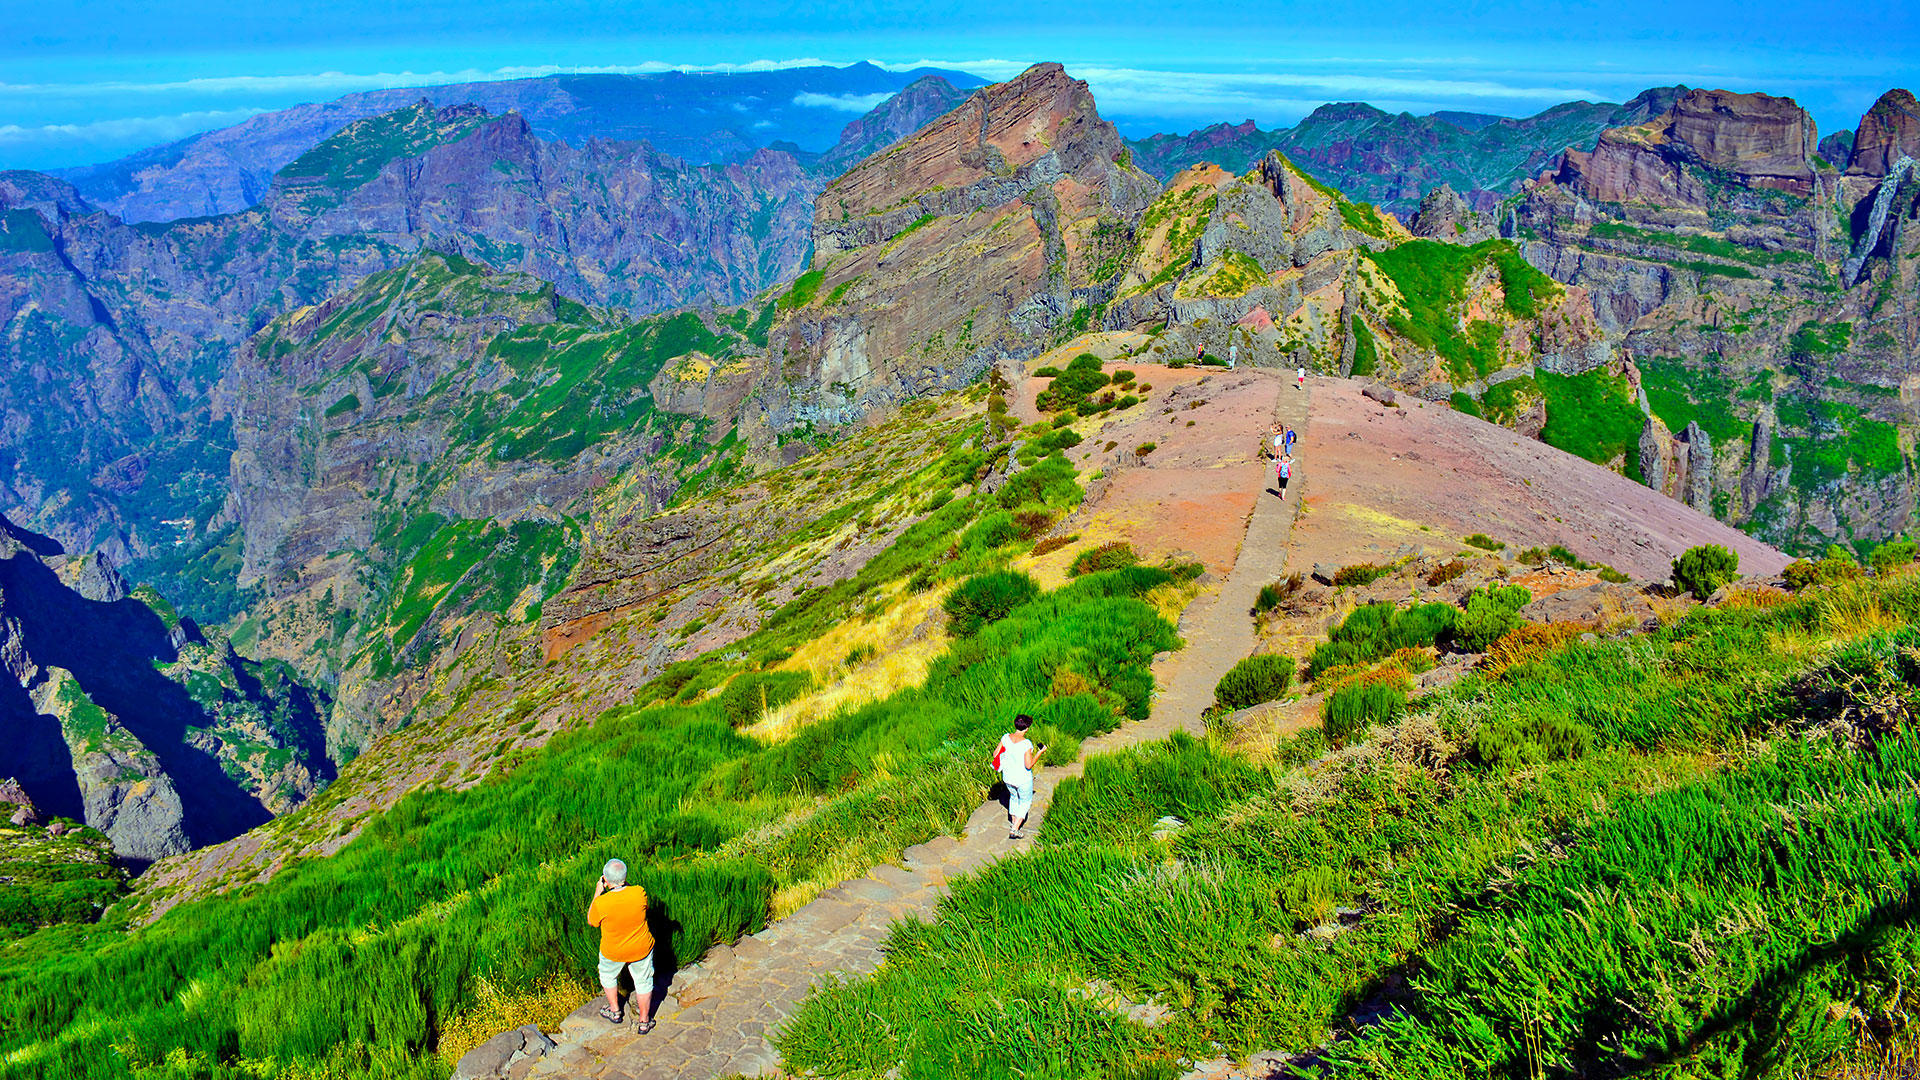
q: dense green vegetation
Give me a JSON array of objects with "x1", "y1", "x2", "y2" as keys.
[
  {"x1": 1776, "y1": 394, "x2": 1904, "y2": 489},
  {"x1": 0, "y1": 823, "x2": 125, "y2": 939},
  {"x1": 1639, "y1": 354, "x2": 1754, "y2": 448},
  {"x1": 278, "y1": 103, "x2": 487, "y2": 211},
  {"x1": 1586, "y1": 220, "x2": 1817, "y2": 268},
  {"x1": 1363, "y1": 239, "x2": 1556, "y2": 383},
  {"x1": 1536, "y1": 369, "x2": 1648, "y2": 482},
  {"x1": 1349, "y1": 316, "x2": 1379, "y2": 377},
  {"x1": 780, "y1": 578, "x2": 1920, "y2": 1079},
  {"x1": 1307, "y1": 601, "x2": 1455, "y2": 678},
  {"x1": 355, "y1": 518, "x2": 582, "y2": 679}
]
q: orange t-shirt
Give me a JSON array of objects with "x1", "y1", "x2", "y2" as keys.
[{"x1": 588, "y1": 886, "x2": 655, "y2": 961}]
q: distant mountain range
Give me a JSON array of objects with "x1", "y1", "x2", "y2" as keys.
[
  {"x1": 1126, "y1": 89, "x2": 1687, "y2": 213},
  {"x1": 50, "y1": 63, "x2": 985, "y2": 223}
]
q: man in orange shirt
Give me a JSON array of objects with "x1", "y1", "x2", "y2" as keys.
[{"x1": 588, "y1": 858, "x2": 656, "y2": 1032}]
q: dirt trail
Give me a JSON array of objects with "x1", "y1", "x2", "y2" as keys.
[{"x1": 515, "y1": 373, "x2": 1306, "y2": 1080}]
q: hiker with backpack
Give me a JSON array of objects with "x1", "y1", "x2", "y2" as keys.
[
  {"x1": 993, "y1": 714, "x2": 1045, "y2": 839},
  {"x1": 588, "y1": 859, "x2": 657, "y2": 1033},
  {"x1": 1276, "y1": 451, "x2": 1294, "y2": 500}
]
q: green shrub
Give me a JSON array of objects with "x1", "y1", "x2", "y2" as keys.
[
  {"x1": 1322, "y1": 680, "x2": 1406, "y2": 746},
  {"x1": 1306, "y1": 601, "x2": 1457, "y2": 678},
  {"x1": 943, "y1": 571, "x2": 1041, "y2": 637},
  {"x1": 1784, "y1": 554, "x2": 1864, "y2": 590},
  {"x1": 718, "y1": 670, "x2": 814, "y2": 726},
  {"x1": 1214, "y1": 654, "x2": 1295, "y2": 711},
  {"x1": 1464, "y1": 534, "x2": 1503, "y2": 551},
  {"x1": 1254, "y1": 574, "x2": 1304, "y2": 616},
  {"x1": 1872, "y1": 537, "x2": 1917, "y2": 575},
  {"x1": 959, "y1": 511, "x2": 1020, "y2": 552},
  {"x1": 1672, "y1": 543, "x2": 1739, "y2": 600},
  {"x1": 1515, "y1": 546, "x2": 1548, "y2": 566},
  {"x1": 1070, "y1": 542, "x2": 1138, "y2": 576},
  {"x1": 1033, "y1": 365, "x2": 1063, "y2": 378},
  {"x1": 1332, "y1": 561, "x2": 1394, "y2": 587},
  {"x1": 1454, "y1": 584, "x2": 1531, "y2": 651},
  {"x1": 1036, "y1": 354, "x2": 1111, "y2": 414},
  {"x1": 1470, "y1": 712, "x2": 1593, "y2": 769}
]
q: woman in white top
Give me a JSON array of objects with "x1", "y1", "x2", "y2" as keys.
[{"x1": 993, "y1": 714, "x2": 1045, "y2": 839}]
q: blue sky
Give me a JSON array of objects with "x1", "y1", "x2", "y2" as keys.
[{"x1": 4, "y1": 0, "x2": 1914, "y2": 170}]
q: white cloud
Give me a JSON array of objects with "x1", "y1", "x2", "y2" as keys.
[
  {"x1": 791, "y1": 91, "x2": 893, "y2": 114},
  {"x1": 1069, "y1": 66, "x2": 1606, "y2": 113},
  {"x1": 0, "y1": 108, "x2": 270, "y2": 146}
]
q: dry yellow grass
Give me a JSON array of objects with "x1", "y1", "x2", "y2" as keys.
[
  {"x1": 436, "y1": 972, "x2": 589, "y2": 1068},
  {"x1": 746, "y1": 585, "x2": 949, "y2": 743},
  {"x1": 1484, "y1": 622, "x2": 1596, "y2": 674}
]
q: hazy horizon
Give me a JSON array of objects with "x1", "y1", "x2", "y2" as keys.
[{"x1": 3, "y1": 1, "x2": 1913, "y2": 171}]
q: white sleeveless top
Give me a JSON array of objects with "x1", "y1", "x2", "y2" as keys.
[{"x1": 997, "y1": 734, "x2": 1034, "y2": 786}]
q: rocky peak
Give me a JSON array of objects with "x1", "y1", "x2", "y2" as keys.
[
  {"x1": 816, "y1": 76, "x2": 972, "y2": 174},
  {"x1": 765, "y1": 62, "x2": 1157, "y2": 430},
  {"x1": 1848, "y1": 89, "x2": 1920, "y2": 176},
  {"x1": 1408, "y1": 184, "x2": 1496, "y2": 244},
  {"x1": 1820, "y1": 130, "x2": 1856, "y2": 171},
  {"x1": 1558, "y1": 87, "x2": 1817, "y2": 203},
  {"x1": 1666, "y1": 89, "x2": 1817, "y2": 184}
]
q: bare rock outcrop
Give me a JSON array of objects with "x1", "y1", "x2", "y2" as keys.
[
  {"x1": 1557, "y1": 88, "x2": 1818, "y2": 203},
  {"x1": 1408, "y1": 184, "x2": 1496, "y2": 244},
  {"x1": 765, "y1": 63, "x2": 1160, "y2": 429},
  {"x1": 1847, "y1": 89, "x2": 1920, "y2": 177}
]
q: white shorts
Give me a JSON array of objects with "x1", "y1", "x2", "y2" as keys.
[
  {"x1": 1006, "y1": 780, "x2": 1034, "y2": 820},
  {"x1": 597, "y1": 950, "x2": 655, "y2": 991}
]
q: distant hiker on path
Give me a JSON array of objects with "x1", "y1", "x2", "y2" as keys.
[
  {"x1": 1284, "y1": 427, "x2": 1297, "y2": 454},
  {"x1": 993, "y1": 715, "x2": 1044, "y2": 839},
  {"x1": 589, "y1": 858, "x2": 657, "y2": 1033},
  {"x1": 1195, "y1": 342, "x2": 1206, "y2": 365},
  {"x1": 1296, "y1": 366, "x2": 1307, "y2": 391},
  {"x1": 1277, "y1": 452, "x2": 1294, "y2": 500},
  {"x1": 1228, "y1": 342, "x2": 1238, "y2": 370}
]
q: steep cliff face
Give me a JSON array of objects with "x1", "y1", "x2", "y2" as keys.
[
  {"x1": 760, "y1": 63, "x2": 1160, "y2": 429},
  {"x1": 1847, "y1": 89, "x2": 1920, "y2": 177},
  {"x1": 0, "y1": 517, "x2": 329, "y2": 864},
  {"x1": 214, "y1": 253, "x2": 775, "y2": 755},
  {"x1": 1557, "y1": 88, "x2": 1819, "y2": 203},
  {"x1": 1511, "y1": 86, "x2": 1920, "y2": 554},
  {"x1": 0, "y1": 102, "x2": 822, "y2": 590}
]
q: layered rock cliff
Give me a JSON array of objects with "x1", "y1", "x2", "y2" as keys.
[
  {"x1": 758, "y1": 63, "x2": 1160, "y2": 428},
  {"x1": 1509, "y1": 86, "x2": 1920, "y2": 553}
]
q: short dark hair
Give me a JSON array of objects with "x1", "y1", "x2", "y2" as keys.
[{"x1": 1014, "y1": 714, "x2": 1033, "y2": 730}]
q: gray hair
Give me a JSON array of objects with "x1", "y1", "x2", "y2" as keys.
[{"x1": 603, "y1": 858, "x2": 627, "y2": 885}]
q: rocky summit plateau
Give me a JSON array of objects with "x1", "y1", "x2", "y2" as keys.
[{"x1": 5, "y1": 49, "x2": 1920, "y2": 1080}]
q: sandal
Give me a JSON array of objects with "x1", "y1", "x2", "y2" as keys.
[
  {"x1": 635, "y1": 1019, "x2": 655, "y2": 1034},
  {"x1": 599, "y1": 1005, "x2": 622, "y2": 1024}
]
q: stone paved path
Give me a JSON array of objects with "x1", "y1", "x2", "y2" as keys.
[{"x1": 521, "y1": 377, "x2": 1311, "y2": 1080}]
